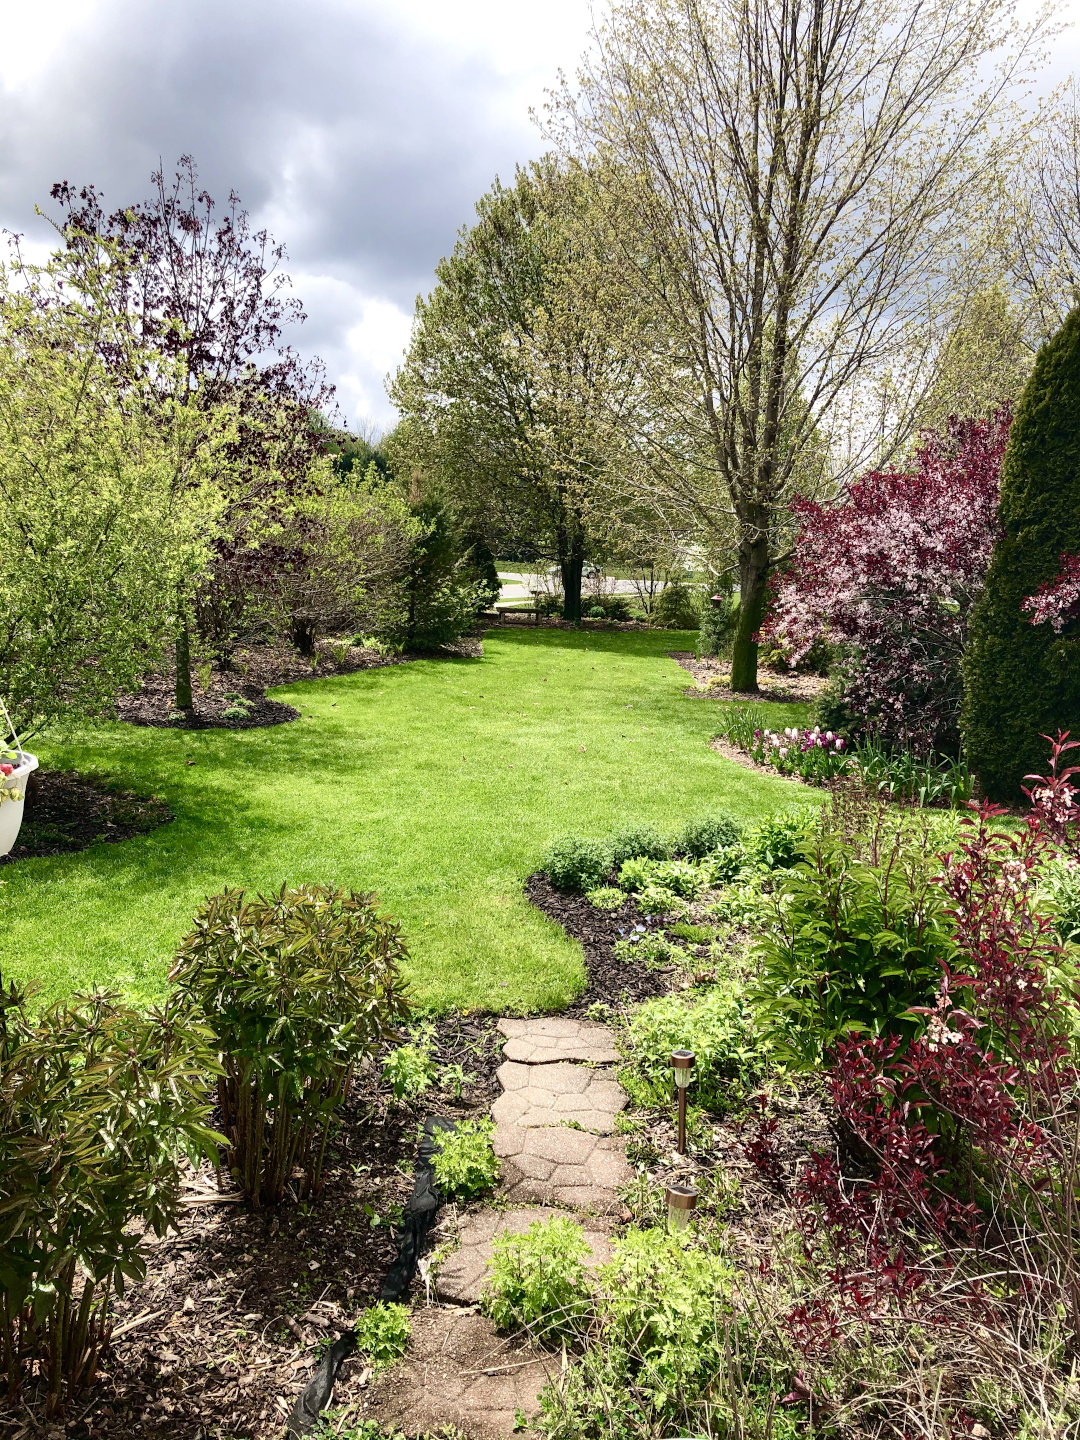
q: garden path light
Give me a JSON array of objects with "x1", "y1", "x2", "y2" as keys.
[{"x1": 671, "y1": 1049, "x2": 695, "y2": 1154}]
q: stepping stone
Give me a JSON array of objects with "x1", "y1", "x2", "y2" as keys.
[
  {"x1": 361, "y1": 1307, "x2": 550, "y2": 1440},
  {"x1": 493, "y1": 1121, "x2": 633, "y2": 1214},
  {"x1": 492, "y1": 1060, "x2": 627, "y2": 1134},
  {"x1": 498, "y1": 1017, "x2": 620, "y2": 1066},
  {"x1": 437, "y1": 1206, "x2": 615, "y2": 1305}
]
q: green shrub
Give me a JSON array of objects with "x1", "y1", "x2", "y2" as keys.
[
  {"x1": 698, "y1": 591, "x2": 738, "y2": 657},
  {"x1": 0, "y1": 985, "x2": 218, "y2": 1415},
  {"x1": 481, "y1": 1215, "x2": 593, "y2": 1340},
  {"x1": 653, "y1": 575, "x2": 701, "y2": 629},
  {"x1": 610, "y1": 824, "x2": 672, "y2": 867},
  {"x1": 1038, "y1": 856, "x2": 1080, "y2": 945},
  {"x1": 544, "y1": 835, "x2": 612, "y2": 892},
  {"x1": 623, "y1": 987, "x2": 764, "y2": 1113},
  {"x1": 618, "y1": 857, "x2": 707, "y2": 898},
  {"x1": 753, "y1": 812, "x2": 956, "y2": 1066},
  {"x1": 744, "y1": 809, "x2": 812, "y2": 870},
  {"x1": 703, "y1": 844, "x2": 749, "y2": 885},
  {"x1": 617, "y1": 856, "x2": 660, "y2": 892},
  {"x1": 431, "y1": 1119, "x2": 500, "y2": 1199},
  {"x1": 963, "y1": 310, "x2": 1080, "y2": 801},
  {"x1": 598, "y1": 1228, "x2": 733, "y2": 1402},
  {"x1": 170, "y1": 883, "x2": 410, "y2": 1207},
  {"x1": 636, "y1": 884, "x2": 691, "y2": 916},
  {"x1": 613, "y1": 932, "x2": 689, "y2": 969},
  {"x1": 585, "y1": 885, "x2": 626, "y2": 911},
  {"x1": 353, "y1": 1301, "x2": 411, "y2": 1371},
  {"x1": 677, "y1": 812, "x2": 743, "y2": 859},
  {"x1": 383, "y1": 1028, "x2": 437, "y2": 1101}
]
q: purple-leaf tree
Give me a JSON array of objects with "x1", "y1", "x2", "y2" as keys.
[
  {"x1": 763, "y1": 409, "x2": 1010, "y2": 754},
  {"x1": 1023, "y1": 552, "x2": 1080, "y2": 633}
]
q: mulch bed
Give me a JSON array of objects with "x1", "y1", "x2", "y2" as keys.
[
  {"x1": 669, "y1": 652, "x2": 828, "y2": 704},
  {"x1": 525, "y1": 873, "x2": 677, "y2": 1014},
  {"x1": 0, "y1": 1021, "x2": 504, "y2": 1440},
  {"x1": 0, "y1": 770, "x2": 173, "y2": 865}
]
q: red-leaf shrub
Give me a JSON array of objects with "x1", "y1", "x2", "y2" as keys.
[
  {"x1": 788, "y1": 735, "x2": 1080, "y2": 1353},
  {"x1": 764, "y1": 411, "x2": 1010, "y2": 753}
]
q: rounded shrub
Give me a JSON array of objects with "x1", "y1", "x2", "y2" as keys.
[
  {"x1": 543, "y1": 835, "x2": 612, "y2": 892},
  {"x1": 677, "y1": 812, "x2": 743, "y2": 859},
  {"x1": 610, "y1": 824, "x2": 672, "y2": 867},
  {"x1": 963, "y1": 310, "x2": 1080, "y2": 801}
]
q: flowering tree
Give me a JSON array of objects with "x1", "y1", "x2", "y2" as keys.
[
  {"x1": 1023, "y1": 551, "x2": 1080, "y2": 633},
  {"x1": 764, "y1": 410, "x2": 1010, "y2": 753}
]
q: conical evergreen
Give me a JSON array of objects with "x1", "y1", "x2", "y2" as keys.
[{"x1": 962, "y1": 309, "x2": 1080, "y2": 800}]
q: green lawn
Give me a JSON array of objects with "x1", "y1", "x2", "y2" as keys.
[{"x1": 1, "y1": 629, "x2": 813, "y2": 1013}]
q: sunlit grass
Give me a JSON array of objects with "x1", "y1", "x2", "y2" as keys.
[{"x1": 1, "y1": 629, "x2": 814, "y2": 1013}]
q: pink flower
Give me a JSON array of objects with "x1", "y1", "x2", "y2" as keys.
[{"x1": 0, "y1": 764, "x2": 12, "y2": 777}]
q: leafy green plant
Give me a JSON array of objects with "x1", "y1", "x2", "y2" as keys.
[
  {"x1": 677, "y1": 812, "x2": 743, "y2": 859},
  {"x1": 543, "y1": 835, "x2": 613, "y2": 892},
  {"x1": 0, "y1": 984, "x2": 219, "y2": 1415},
  {"x1": 353, "y1": 1301, "x2": 411, "y2": 1371},
  {"x1": 623, "y1": 986, "x2": 764, "y2": 1113},
  {"x1": 431, "y1": 1119, "x2": 500, "y2": 1198},
  {"x1": 753, "y1": 798, "x2": 956, "y2": 1066},
  {"x1": 585, "y1": 885, "x2": 626, "y2": 911},
  {"x1": 610, "y1": 824, "x2": 671, "y2": 866},
  {"x1": 383, "y1": 1040, "x2": 436, "y2": 1101},
  {"x1": 636, "y1": 884, "x2": 691, "y2": 916},
  {"x1": 170, "y1": 883, "x2": 410, "y2": 1207},
  {"x1": 744, "y1": 809, "x2": 812, "y2": 869},
  {"x1": 613, "y1": 931, "x2": 689, "y2": 969},
  {"x1": 1039, "y1": 855, "x2": 1080, "y2": 944},
  {"x1": 439, "y1": 1062, "x2": 469, "y2": 1099},
  {"x1": 618, "y1": 856, "x2": 707, "y2": 898},
  {"x1": 668, "y1": 921, "x2": 715, "y2": 945},
  {"x1": 481, "y1": 1215, "x2": 593, "y2": 1340}
]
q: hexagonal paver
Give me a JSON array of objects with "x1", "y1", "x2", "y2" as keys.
[
  {"x1": 492, "y1": 1060, "x2": 626, "y2": 1134},
  {"x1": 492, "y1": 1121, "x2": 632, "y2": 1214},
  {"x1": 497, "y1": 1018, "x2": 620, "y2": 1066},
  {"x1": 436, "y1": 1207, "x2": 615, "y2": 1305}
]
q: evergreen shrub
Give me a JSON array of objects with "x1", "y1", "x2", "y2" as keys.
[
  {"x1": 543, "y1": 835, "x2": 612, "y2": 892},
  {"x1": 963, "y1": 310, "x2": 1080, "y2": 800}
]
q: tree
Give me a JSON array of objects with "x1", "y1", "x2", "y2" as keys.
[
  {"x1": 917, "y1": 289, "x2": 1032, "y2": 437},
  {"x1": 0, "y1": 255, "x2": 229, "y2": 737},
  {"x1": 50, "y1": 157, "x2": 332, "y2": 706},
  {"x1": 766, "y1": 411, "x2": 1009, "y2": 754},
  {"x1": 390, "y1": 162, "x2": 625, "y2": 623},
  {"x1": 381, "y1": 494, "x2": 492, "y2": 651},
  {"x1": 962, "y1": 311, "x2": 1080, "y2": 801},
  {"x1": 551, "y1": 0, "x2": 1044, "y2": 689}
]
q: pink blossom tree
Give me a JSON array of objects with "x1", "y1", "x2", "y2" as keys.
[
  {"x1": 1023, "y1": 551, "x2": 1080, "y2": 633},
  {"x1": 764, "y1": 410, "x2": 1010, "y2": 753}
]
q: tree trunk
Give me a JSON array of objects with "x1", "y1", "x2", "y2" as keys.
[
  {"x1": 558, "y1": 528, "x2": 585, "y2": 624},
  {"x1": 175, "y1": 624, "x2": 194, "y2": 711},
  {"x1": 291, "y1": 618, "x2": 317, "y2": 656},
  {"x1": 730, "y1": 539, "x2": 770, "y2": 692}
]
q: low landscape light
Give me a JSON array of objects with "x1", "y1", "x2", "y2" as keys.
[
  {"x1": 671, "y1": 1049, "x2": 696, "y2": 1154},
  {"x1": 665, "y1": 1182, "x2": 698, "y2": 1232}
]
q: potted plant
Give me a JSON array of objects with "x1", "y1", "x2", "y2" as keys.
[{"x1": 0, "y1": 748, "x2": 39, "y2": 857}]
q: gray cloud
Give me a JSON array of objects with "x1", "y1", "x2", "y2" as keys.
[{"x1": 0, "y1": 0, "x2": 550, "y2": 421}]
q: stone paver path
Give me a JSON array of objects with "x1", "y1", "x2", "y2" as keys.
[
  {"x1": 492, "y1": 1059, "x2": 627, "y2": 1133},
  {"x1": 497, "y1": 1017, "x2": 620, "y2": 1065},
  {"x1": 493, "y1": 1122, "x2": 632, "y2": 1213},
  {"x1": 437, "y1": 1206, "x2": 614, "y2": 1305}
]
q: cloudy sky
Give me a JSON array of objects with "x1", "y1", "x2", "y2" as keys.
[
  {"x1": 0, "y1": 0, "x2": 1075, "y2": 433},
  {"x1": 0, "y1": 0, "x2": 591, "y2": 431}
]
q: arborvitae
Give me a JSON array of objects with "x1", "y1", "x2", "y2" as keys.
[{"x1": 962, "y1": 309, "x2": 1080, "y2": 801}]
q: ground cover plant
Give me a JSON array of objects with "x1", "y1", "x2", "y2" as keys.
[{"x1": 3, "y1": 628, "x2": 810, "y2": 1012}]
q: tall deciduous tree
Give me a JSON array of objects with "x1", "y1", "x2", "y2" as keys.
[
  {"x1": 390, "y1": 162, "x2": 627, "y2": 623},
  {"x1": 0, "y1": 255, "x2": 230, "y2": 737},
  {"x1": 50, "y1": 157, "x2": 332, "y2": 706},
  {"x1": 552, "y1": 0, "x2": 1045, "y2": 688}
]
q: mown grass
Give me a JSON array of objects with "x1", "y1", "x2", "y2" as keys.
[{"x1": 1, "y1": 629, "x2": 814, "y2": 1013}]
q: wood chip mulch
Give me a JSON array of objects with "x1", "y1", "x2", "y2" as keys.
[
  {"x1": 0, "y1": 1019, "x2": 504, "y2": 1440},
  {"x1": 1, "y1": 769, "x2": 173, "y2": 865},
  {"x1": 669, "y1": 652, "x2": 828, "y2": 704}
]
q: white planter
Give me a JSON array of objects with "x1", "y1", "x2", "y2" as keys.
[{"x1": 0, "y1": 751, "x2": 39, "y2": 857}]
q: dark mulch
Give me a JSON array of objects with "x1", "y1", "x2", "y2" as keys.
[
  {"x1": 1, "y1": 769, "x2": 173, "y2": 865},
  {"x1": 525, "y1": 872, "x2": 676, "y2": 1014},
  {"x1": 116, "y1": 637, "x2": 418, "y2": 732},
  {"x1": 3, "y1": 1018, "x2": 503, "y2": 1439}
]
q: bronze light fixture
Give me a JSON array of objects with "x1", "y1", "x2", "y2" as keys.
[{"x1": 671, "y1": 1049, "x2": 696, "y2": 1154}]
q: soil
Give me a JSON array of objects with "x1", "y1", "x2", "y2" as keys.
[
  {"x1": 669, "y1": 651, "x2": 828, "y2": 704},
  {"x1": 1, "y1": 769, "x2": 173, "y2": 865},
  {"x1": 708, "y1": 733, "x2": 812, "y2": 784}
]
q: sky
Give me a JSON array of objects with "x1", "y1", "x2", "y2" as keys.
[
  {"x1": 0, "y1": 0, "x2": 592, "y2": 432},
  {"x1": 0, "y1": 0, "x2": 1076, "y2": 434}
]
